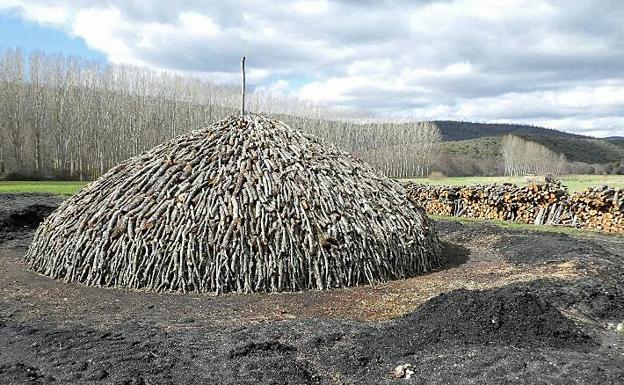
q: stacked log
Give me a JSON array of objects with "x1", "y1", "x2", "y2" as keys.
[
  {"x1": 405, "y1": 182, "x2": 624, "y2": 234},
  {"x1": 24, "y1": 115, "x2": 443, "y2": 294},
  {"x1": 569, "y1": 186, "x2": 623, "y2": 232}
]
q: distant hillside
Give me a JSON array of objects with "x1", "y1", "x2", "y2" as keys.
[
  {"x1": 441, "y1": 135, "x2": 624, "y2": 167},
  {"x1": 434, "y1": 121, "x2": 624, "y2": 165},
  {"x1": 520, "y1": 135, "x2": 624, "y2": 163},
  {"x1": 434, "y1": 120, "x2": 587, "y2": 141},
  {"x1": 607, "y1": 138, "x2": 624, "y2": 150},
  {"x1": 440, "y1": 137, "x2": 502, "y2": 159},
  {"x1": 442, "y1": 135, "x2": 624, "y2": 164}
]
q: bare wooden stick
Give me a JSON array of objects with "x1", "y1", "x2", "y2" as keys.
[{"x1": 240, "y1": 56, "x2": 246, "y2": 116}]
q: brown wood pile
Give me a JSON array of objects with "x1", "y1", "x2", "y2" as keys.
[
  {"x1": 569, "y1": 186, "x2": 624, "y2": 232},
  {"x1": 405, "y1": 182, "x2": 624, "y2": 234},
  {"x1": 25, "y1": 115, "x2": 443, "y2": 294}
]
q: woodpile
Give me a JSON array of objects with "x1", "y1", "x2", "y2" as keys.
[
  {"x1": 569, "y1": 186, "x2": 623, "y2": 232},
  {"x1": 25, "y1": 115, "x2": 443, "y2": 293},
  {"x1": 405, "y1": 182, "x2": 624, "y2": 234}
]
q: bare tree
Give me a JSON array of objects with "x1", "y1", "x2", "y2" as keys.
[
  {"x1": 1, "y1": 49, "x2": 27, "y2": 170},
  {"x1": 502, "y1": 134, "x2": 567, "y2": 176},
  {"x1": 0, "y1": 48, "x2": 443, "y2": 179}
]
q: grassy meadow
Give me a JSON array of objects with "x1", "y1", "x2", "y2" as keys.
[
  {"x1": 431, "y1": 215, "x2": 623, "y2": 238},
  {"x1": 398, "y1": 174, "x2": 624, "y2": 192},
  {"x1": 0, "y1": 174, "x2": 622, "y2": 196},
  {"x1": 0, "y1": 181, "x2": 88, "y2": 196}
]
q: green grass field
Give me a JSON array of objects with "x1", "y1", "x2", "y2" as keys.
[
  {"x1": 0, "y1": 174, "x2": 622, "y2": 196},
  {"x1": 398, "y1": 174, "x2": 624, "y2": 192},
  {"x1": 0, "y1": 181, "x2": 89, "y2": 195},
  {"x1": 431, "y1": 215, "x2": 622, "y2": 238}
]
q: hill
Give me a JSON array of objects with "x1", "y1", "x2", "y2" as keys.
[
  {"x1": 440, "y1": 137, "x2": 502, "y2": 159},
  {"x1": 435, "y1": 121, "x2": 624, "y2": 166},
  {"x1": 434, "y1": 121, "x2": 587, "y2": 141},
  {"x1": 608, "y1": 139, "x2": 624, "y2": 150},
  {"x1": 518, "y1": 135, "x2": 624, "y2": 164},
  {"x1": 442, "y1": 135, "x2": 624, "y2": 164}
]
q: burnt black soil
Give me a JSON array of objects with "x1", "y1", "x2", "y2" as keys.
[
  {"x1": 491, "y1": 225, "x2": 624, "y2": 320},
  {"x1": 391, "y1": 286, "x2": 593, "y2": 348},
  {"x1": 0, "y1": 194, "x2": 62, "y2": 247},
  {"x1": 1, "y1": 194, "x2": 624, "y2": 384},
  {"x1": 1, "y1": 284, "x2": 622, "y2": 385},
  {"x1": 495, "y1": 230, "x2": 613, "y2": 264}
]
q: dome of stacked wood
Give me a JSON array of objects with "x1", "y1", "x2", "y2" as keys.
[{"x1": 24, "y1": 115, "x2": 443, "y2": 293}]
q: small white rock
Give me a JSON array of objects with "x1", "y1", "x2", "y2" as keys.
[
  {"x1": 617, "y1": 322, "x2": 624, "y2": 333},
  {"x1": 393, "y1": 364, "x2": 413, "y2": 379}
]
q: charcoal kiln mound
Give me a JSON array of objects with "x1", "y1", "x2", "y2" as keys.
[{"x1": 25, "y1": 115, "x2": 443, "y2": 293}]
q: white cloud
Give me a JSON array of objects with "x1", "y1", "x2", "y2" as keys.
[
  {"x1": 0, "y1": 0, "x2": 623, "y2": 137},
  {"x1": 178, "y1": 11, "x2": 220, "y2": 37},
  {"x1": 71, "y1": 7, "x2": 140, "y2": 64},
  {"x1": 0, "y1": 0, "x2": 70, "y2": 27},
  {"x1": 293, "y1": 0, "x2": 329, "y2": 15}
]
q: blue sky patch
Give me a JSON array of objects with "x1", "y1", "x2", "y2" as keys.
[{"x1": 0, "y1": 11, "x2": 105, "y2": 60}]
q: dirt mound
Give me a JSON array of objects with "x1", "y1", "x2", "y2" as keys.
[
  {"x1": 568, "y1": 279, "x2": 624, "y2": 319},
  {"x1": 0, "y1": 194, "x2": 61, "y2": 231},
  {"x1": 225, "y1": 341, "x2": 319, "y2": 385},
  {"x1": 0, "y1": 194, "x2": 62, "y2": 247},
  {"x1": 524, "y1": 278, "x2": 624, "y2": 320},
  {"x1": 496, "y1": 231, "x2": 611, "y2": 264},
  {"x1": 392, "y1": 285, "x2": 592, "y2": 349},
  {"x1": 228, "y1": 341, "x2": 296, "y2": 358}
]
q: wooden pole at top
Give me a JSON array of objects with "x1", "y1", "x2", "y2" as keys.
[{"x1": 240, "y1": 56, "x2": 246, "y2": 116}]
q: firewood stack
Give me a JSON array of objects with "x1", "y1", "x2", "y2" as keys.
[
  {"x1": 569, "y1": 186, "x2": 623, "y2": 232},
  {"x1": 25, "y1": 115, "x2": 443, "y2": 294},
  {"x1": 405, "y1": 182, "x2": 623, "y2": 234}
]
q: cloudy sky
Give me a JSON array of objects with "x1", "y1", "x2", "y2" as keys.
[{"x1": 0, "y1": 0, "x2": 623, "y2": 137}]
